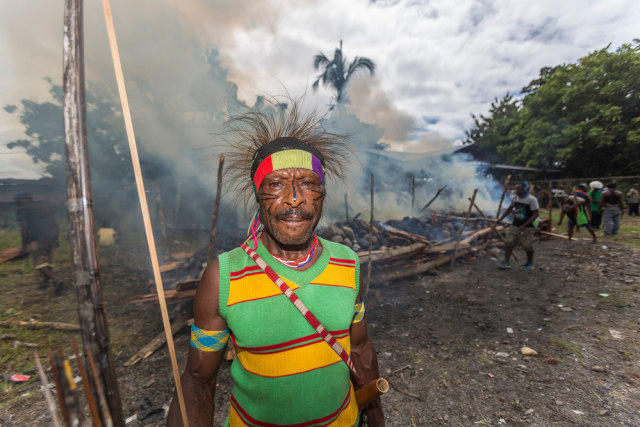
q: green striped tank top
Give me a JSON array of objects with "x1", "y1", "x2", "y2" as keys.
[{"x1": 218, "y1": 237, "x2": 360, "y2": 426}]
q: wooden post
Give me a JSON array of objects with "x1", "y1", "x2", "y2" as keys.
[
  {"x1": 208, "y1": 154, "x2": 225, "y2": 261},
  {"x1": 344, "y1": 193, "x2": 349, "y2": 221},
  {"x1": 365, "y1": 174, "x2": 374, "y2": 299},
  {"x1": 451, "y1": 189, "x2": 478, "y2": 266},
  {"x1": 62, "y1": 1, "x2": 123, "y2": 424},
  {"x1": 496, "y1": 175, "x2": 511, "y2": 219},
  {"x1": 174, "y1": 178, "x2": 182, "y2": 228},
  {"x1": 411, "y1": 176, "x2": 415, "y2": 214},
  {"x1": 547, "y1": 181, "x2": 553, "y2": 231},
  {"x1": 155, "y1": 180, "x2": 167, "y2": 241}
]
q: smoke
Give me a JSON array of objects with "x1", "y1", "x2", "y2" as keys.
[{"x1": 3, "y1": 1, "x2": 502, "y2": 234}]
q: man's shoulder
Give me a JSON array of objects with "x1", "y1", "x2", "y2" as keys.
[
  {"x1": 516, "y1": 194, "x2": 538, "y2": 204},
  {"x1": 318, "y1": 236, "x2": 359, "y2": 261}
]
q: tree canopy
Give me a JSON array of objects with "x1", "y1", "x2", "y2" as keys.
[{"x1": 464, "y1": 41, "x2": 640, "y2": 177}]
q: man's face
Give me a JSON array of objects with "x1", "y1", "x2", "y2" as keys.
[
  {"x1": 257, "y1": 167, "x2": 325, "y2": 246},
  {"x1": 515, "y1": 184, "x2": 525, "y2": 196}
]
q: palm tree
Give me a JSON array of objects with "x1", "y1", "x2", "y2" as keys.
[{"x1": 312, "y1": 40, "x2": 375, "y2": 105}]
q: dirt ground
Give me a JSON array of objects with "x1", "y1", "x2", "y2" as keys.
[{"x1": 2, "y1": 231, "x2": 640, "y2": 426}]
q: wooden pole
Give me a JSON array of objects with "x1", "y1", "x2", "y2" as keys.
[
  {"x1": 496, "y1": 174, "x2": 511, "y2": 219},
  {"x1": 365, "y1": 174, "x2": 374, "y2": 299},
  {"x1": 155, "y1": 180, "x2": 167, "y2": 241},
  {"x1": 411, "y1": 176, "x2": 415, "y2": 214},
  {"x1": 174, "y1": 178, "x2": 182, "y2": 228},
  {"x1": 469, "y1": 199, "x2": 518, "y2": 261},
  {"x1": 62, "y1": 1, "x2": 123, "y2": 424},
  {"x1": 71, "y1": 337, "x2": 101, "y2": 427},
  {"x1": 547, "y1": 181, "x2": 553, "y2": 231},
  {"x1": 451, "y1": 189, "x2": 478, "y2": 266},
  {"x1": 101, "y1": 1, "x2": 189, "y2": 425},
  {"x1": 34, "y1": 351, "x2": 62, "y2": 427},
  {"x1": 87, "y1": 347, "x2": 114, "y2": 427},
  {"x1": 344, "y1": 193, "x2": 349, "y2": 221},
  {"x1": 208, "y1": 154, "x2": 225, "y2": 261}
]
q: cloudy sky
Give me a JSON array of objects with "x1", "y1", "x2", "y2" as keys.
[{"x1": 1, "y1": 0, "x2": 638, "y2": 179}]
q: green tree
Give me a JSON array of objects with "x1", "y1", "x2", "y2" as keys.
[
  {"x1": 464, "y1": 41, "x2": 640, "y2": 177},
  {"x1": 312, "y1": 40, "x2": 375, "y2": 105},
  {"x1": 463, "y1": 93, "x2": 519, "y2": 163}
]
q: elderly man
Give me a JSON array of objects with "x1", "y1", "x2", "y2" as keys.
[
  {"x1": 496, "y1": 182, "x2": 539, "y2": 271},
  {"x1": 167, "y1": 103, "x2": 384, "y2": 426}
]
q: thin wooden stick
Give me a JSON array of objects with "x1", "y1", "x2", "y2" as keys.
[
  {"x1": 420, "y1": 185, "x2": 447, "y2": 212},
  {"x1": 155, "y1": 180, "x2": 167, "y2": 241},
  {"x1": 100, "y1": 1, "x2": 189, "y2": 425},
  {"x1": 48, "y1": 350, "x2": 70, "y2": 427},
  {"x1": 344, "y1": 193, "x2": 349, "y2": 221},
  {"x1": 496, "y1": 175, "x2": 511, "y2": 218},
  {"x1": 547, "y1": 181, "x2": 553, "y2": 231},
  {"x1": 411, "y1": 176, "x2": 415, "y2": 214},
  {"x1": 365, "y1": 174, "x2": 374, "y2": 299},
  {"x1": 71, "y1": 337, "x2": 101, "y2": 427},
  {"x1": 34, "y1": 351, "x2": 62, "y2": 427},
  {"x1": 451, "y1": 189, "x2": 478, "y2": 266},
  {"x1": 208, "y1": 154, "x2": 225, "y2": 261},
  {"x1": 87, "y1": 348, "x2": 113, "y2": 427}
]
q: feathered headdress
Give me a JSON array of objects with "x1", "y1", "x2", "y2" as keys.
[{"x1": 223, "y1": 96, "x2": 352, "y2": 207}]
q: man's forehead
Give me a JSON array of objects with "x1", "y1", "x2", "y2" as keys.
[{"x1": 263, "y1": 168, "x2": 322, "y2": 180}]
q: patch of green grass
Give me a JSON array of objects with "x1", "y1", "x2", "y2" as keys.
[{"x1": 549, "y1": 338, "x2": 583, "y2": 360}]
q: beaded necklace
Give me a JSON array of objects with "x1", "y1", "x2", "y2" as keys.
[{"x1": 268, "y1": 235, "x2": 318, "y2": 268}]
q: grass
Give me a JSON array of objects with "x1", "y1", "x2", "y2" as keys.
[
  {"x1": 549, "y1": 338, "x2": 583, "y2": 361},
  {"x1": 538, "y1": 208, "x2": 640, "y2": 247}
]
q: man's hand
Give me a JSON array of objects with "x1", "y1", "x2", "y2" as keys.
[{"x1": 518, "y1": 225, "x2": 525, "y2": 233}]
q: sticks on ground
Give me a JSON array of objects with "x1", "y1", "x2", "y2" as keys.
[
  {"x1": 0, "y1": 320, "x2": 80, "y2": 331},
  {"x1": 124, "y1": 311, "x2": 192, "y2": 366}
]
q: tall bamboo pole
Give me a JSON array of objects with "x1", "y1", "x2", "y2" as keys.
[
  {"x1": 62, "y1": 1, "x2": 123, "y2": 424},
  {"x1": 100, "y1": 1, "x2": 188, "y2": 425},
  {"x1": 208, "y1": 154, "x2": 225, "y2": 261}
]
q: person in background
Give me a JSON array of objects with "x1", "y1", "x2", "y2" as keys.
[
  {"x1": 626, "y1": 184, "x2": 639, "y2": 216},
  {"x1": 14, "y1": 193, "x2": 64, "y2": 295},
  {"x1": 496, "y1": 182, "x2": 539, "y2": 271},
  {"x1": 600, "y1": 182, "x2": 624, "y2": 235},
  {"x1": 573, "y1": 184, "x2": 598, "y2": 242},
  {"x1": 97, "y1": 222, "x2": 118, "y2": 246},
  {"x1": 588, "y1": 181, "x2": 603, "y2": 230}
]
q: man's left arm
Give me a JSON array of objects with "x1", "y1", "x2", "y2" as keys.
[{"x1": 350, "y1": 283, "x2": 384, "y2": 426}]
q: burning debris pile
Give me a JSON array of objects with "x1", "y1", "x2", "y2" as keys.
[{"x1": 317, "y1": 214, "x2": 514, "y2": 286}]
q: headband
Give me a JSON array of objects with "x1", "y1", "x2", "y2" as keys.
[{"x1": 250, "y1": 137, "x2": 325, "y2": 193}]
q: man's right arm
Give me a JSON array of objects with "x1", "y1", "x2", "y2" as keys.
[
  {"x1": 496, "y1": 202, "x2": 514, "y2": 223},
  {"x1": 166, "y1": 259, "x2": 228, "y2": 427}
]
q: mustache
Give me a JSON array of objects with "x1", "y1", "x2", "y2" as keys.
[{"x1": 274, "y1": 208, "x2": 315, "y2": 221}]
